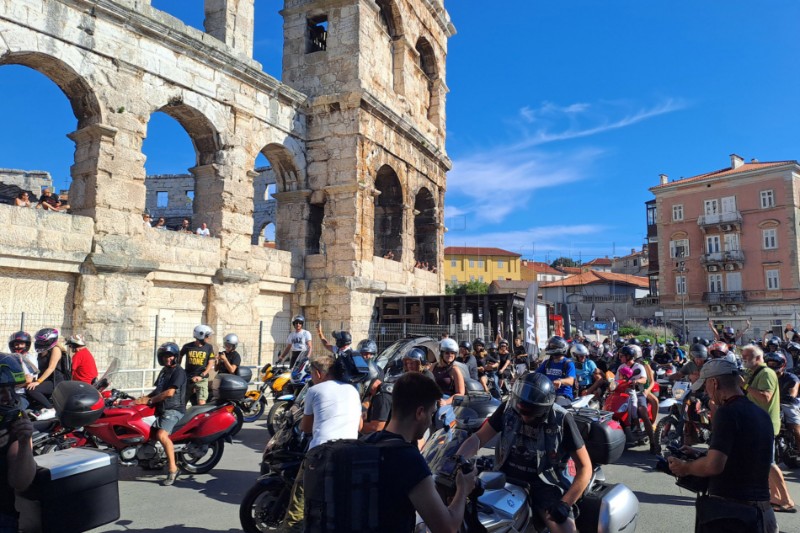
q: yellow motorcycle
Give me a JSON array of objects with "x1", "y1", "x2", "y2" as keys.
[{"x1": 240, "y1": 363, "x2": 290, "y2": 422}]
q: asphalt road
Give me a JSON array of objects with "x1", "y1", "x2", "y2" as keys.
[{"x1": 83, "y1": 408, "x2": 800, "y2": 533}]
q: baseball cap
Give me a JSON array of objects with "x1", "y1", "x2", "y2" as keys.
[{"x1": 691, "y1": 358, "x2": 739, "y2": 391}]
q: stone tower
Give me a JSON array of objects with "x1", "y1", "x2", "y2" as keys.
[{"x1": 279, "y1": 0, "x2": 454, "y2": 334}]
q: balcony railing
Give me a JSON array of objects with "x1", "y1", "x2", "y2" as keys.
[
  {"x1": 701, "y1": 249, "x2": 745, "y2": 267},
  {"x1": 697, "y1": 211, "x2": 743, "y2": 227},
  {"x1": 580, "y1": 294, "x2": 630, "y2": 303},
  {"x1": 633, "y1": 296, "x2": 660, "y2": 307},
  {"x1": 702, "y1": 291, "x2": 746, "y2": 304}
]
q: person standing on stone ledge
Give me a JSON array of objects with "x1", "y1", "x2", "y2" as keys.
[{"x1": 196, "y1": 222, "x2": 211, "y2": 237}]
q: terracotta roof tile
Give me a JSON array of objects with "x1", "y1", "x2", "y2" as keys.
[
  {"x1": 521, "y1": 261, "x2": 564, "y2": 276},
  {"x1": 540, "y1": 270, "x2": 649, "y2": 289},
  {"x1": 585, "y1": 258, "x2": 612, "y2": 266},
  {"x1": 651, "y1": 161, "x2": 796, "y2": 190},
  {"x1": 444, "y1": 246, "x2": 521, "y2": 257}
]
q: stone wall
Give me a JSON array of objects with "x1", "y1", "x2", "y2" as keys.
[
  {"x1": 0, "y1": 0, "x2": 451, "y2": 356},
  {"x1": 0, "y1": 169, "x2": 53, "y2": 196}
]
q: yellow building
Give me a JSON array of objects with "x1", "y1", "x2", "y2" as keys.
[{"x1": 444, "y1": 247, "x2": 522, "y2": 285}]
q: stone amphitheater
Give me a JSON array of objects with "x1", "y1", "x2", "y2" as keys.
[{"x1": 0, "y1": 0, "x2": 453, "y2": 367}]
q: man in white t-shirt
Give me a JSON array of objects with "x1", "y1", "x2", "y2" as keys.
[
  {"x1": 283, "y1": 352, "x2": 361, "y2": 532},
  {"x1": 278, "y1": 315, "x2": 313, "y2": 368}
]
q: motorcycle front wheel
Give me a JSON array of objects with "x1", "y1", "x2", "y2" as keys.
[
  {"x1": 230, "y1": 405, "x2": 245, "y2": 437},
  {"x1": 240, "y1": 478, "x2": 291, "y2": 532},
  {"x1": 267, "y1": 400, "x2": 292, "y2": 435},
  {"x1": 655, "y1": 414, "x2": 683, "y2": 448},
  {"x1": 177, "y1": 439, "x2": 225, "y2": 474},
  {"x1": 242, "y1": 398, "x2": 267, "y2": 423}
]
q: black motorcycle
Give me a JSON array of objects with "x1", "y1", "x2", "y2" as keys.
[
  {"x1": 775, "y1": 406, "x2": 800, "y2": 469},
  {"x1": 239, "y1": 383, "x2": 309, "y2": 533}
]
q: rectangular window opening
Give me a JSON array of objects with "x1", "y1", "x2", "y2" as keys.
[
  {"x1": 156, "y1": 191, "x2": 168, "y2": 208},
  {"x1": 306, "y1": 16, "x2": 328, "y2": 53},
  {"x1": 760, "y1": 190, "x2": 775, "y2": 209},
  {"x1": 186, "y1": 190, "x2": 195, "y2": 203}
]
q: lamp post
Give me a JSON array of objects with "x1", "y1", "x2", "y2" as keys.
[{"x1": 677, "y1": 255, "x2": 688, "y2": 343}]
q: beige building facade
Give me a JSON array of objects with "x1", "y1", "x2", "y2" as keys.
[
  {"x1": 649, "y1": 154, "x2": 800, "y2": 341},
  {"x1": 0, "y1": 0, "x2": 452, "y2": 368}
]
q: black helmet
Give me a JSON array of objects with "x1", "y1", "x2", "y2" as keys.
[
  {"x1": 498, "y1": 339, "x2": 509, "y2": 348},
  {"x1": 787, "y1": 342, "x2": 800, "y2": 356},
  {"x1": 665, "y1": 340, "x2": 675, "y2": 348},
  {"x1": 0, "y1": 354, "x2": 26, "y2": 431},
  {"x1": 619, "y1": 345, "x2": 641, "y2": 361},
  {"x1": 569, "y1": 343, "x2": 589, "y2": 359},
  {"x1": 628, "y1": 338, "x2": 641, "y2": 346},
  {"x1": 458, "y1": 340, "x2": 472, "y2": 352},
  {"x1": 722, "y1": 326, "x2": 736, "y2": 340},
  {"x1": 689, "y1": 343, "x2": 708, "y2": 361},
  {"x1": 33, "y1": 328, "x2": 59, "y2": 354},
  {"x1": 766, "y1": 337, "x2": 781, "y2": 350},
  {"x1": 486, "y1": 341, "x2": 498, "y2": 352},
  {"x1": 8, "y1": 331, "x2": 31, "y2": 354},
  {"x1": 655, "y1": 343, "x2": 666, "y2": 355},
  {"x1": 700, "y1": 338, "x2": 711, "y2": 347},
  {"x1": 545, "y1": 336, "x2": 569, "y2": 357},
  {"x1": 333, "y1": 331, "x2": 352, "y2": 348},
  {"x1": 765, "y1": 351, "x2": 787, "y2": 372},
  {"x1": 473, "y1": 338, "x2": 485, "y2": 349},
  {"x1": 642, "y1": 338, "x2": 652, "y2": 346},
  {"x1": 402, "y1": 347, "x2": 427, "y2": 370},
  {"x1": 614, "y1": 338, "x2": 626, "y2": 349},
  {"x1": 357, "y1": 339, "x2": 378, "y2": 356},
  {"x1": 510, "y1": 373, "x2": 555, "y2": 423},
  {"x1": 157, "y1": 342, "x2": 180, "y2": 367}
]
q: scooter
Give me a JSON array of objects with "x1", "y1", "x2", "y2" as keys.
[
  {"x1": 420, "y1": 407, "x2": 639, "y2": 533},
  {"x1": 240, "y1": 383, "x2": 310, "y2": 533},
  {"x1": 603, "y1": 378, "x2": 659, "y2": 446}
]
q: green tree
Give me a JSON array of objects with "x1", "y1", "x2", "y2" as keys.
[
  {"x1": 445, "y1": 281, "x2": 489, "y2": 295},
  {"x1": 551, "y1": 257, "x2": 577, "y2": 268}
]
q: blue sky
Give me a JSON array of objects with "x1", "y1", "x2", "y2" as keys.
[{"x1": 2, "y1": 1, "x2": 800, "y2": 263}]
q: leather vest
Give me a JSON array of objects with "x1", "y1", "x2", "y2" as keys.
[{"x1": 495, "y1": 401, "x2": 567, "y2": 477}]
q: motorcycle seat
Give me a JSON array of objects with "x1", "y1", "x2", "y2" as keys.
[
  {"x1": 452, "y1": 361, "x2": 485, "y2": 392},
  {"x1": 173, "y1": 404, "x2": 220, "y2": 430}
]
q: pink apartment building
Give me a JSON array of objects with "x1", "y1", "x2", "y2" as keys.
[{"x1": 649, "y1": 154, "x2": 800, "y2": 341}]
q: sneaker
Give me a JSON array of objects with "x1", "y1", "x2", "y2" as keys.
[
  {"x1": 35, "y1": 408, "x2": 56, "y2": 421},
  {"x1": 162, "y1": 470, "x2": 179, "y2": 486}
]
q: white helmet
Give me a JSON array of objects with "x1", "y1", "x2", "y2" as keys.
[
  {"x1": 223, "y1": 333, "x2": 239, "y2": 349},
  {"x1": 437, "y1": 338, "x2": 459, "y2": 364},
  {"x1": 193, "y1": 325, "x2": 214, "y2": 341}
]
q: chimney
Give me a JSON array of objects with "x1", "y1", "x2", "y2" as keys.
[
  {"x1": 730, "y1": 153, "x2": 744, "y2": 169},
  {"x1": 659, "y1": 173, "x2": 668, "y2": 185},
  {"x1": 631, "y1": 248, "x2": 636, "y2": 254},
  {"x1": 751, "y1": 158, "x2": 759, "y2": 163}
]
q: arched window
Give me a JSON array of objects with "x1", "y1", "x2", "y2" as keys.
[
  {"x1": 415, "y1": 37, "x2": 438, "y2": 120},
  {"x1": 374, "y1": 165, "x2": 403, "y2": 261},
  {"x1": 375, "y1": 0, "x2": 404, "y2": 95},
  {"x1": 414, "y1": 187, "x2": 437, "y2": 267}
]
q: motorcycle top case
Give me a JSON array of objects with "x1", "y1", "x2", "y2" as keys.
[
  {"x1": 236, "y1": 365, "x2": 253, "y2": 383},
  {"x1": 211, "y1": 373, "x2": 249, "y2": 400},
  {"x1": 52, "y1": 380, "x2": 105, "y2": 428},
  {"x1": 572, "y1": 408, "x2": 626, "y2": 465},
  {"x1": 16, "y1": 448, "x2": 120, "y2": 533}
]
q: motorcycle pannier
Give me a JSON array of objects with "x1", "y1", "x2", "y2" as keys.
[
  {"x1": 51, "y1": 381, "x2": 104, "y2": 428},
  {"x1": 211, "y1": 373, "x2": 248, "y2": 400},
  {"x1": 572, "y1": 408, "x2": 626, "y2": 465},
  {"x1": 16, "y1": 448, "x2": 120, "y2": 533}
]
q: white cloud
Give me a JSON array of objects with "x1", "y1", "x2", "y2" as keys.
[{"x1": 446, "y1": 97, "x2": 687, "y2": 225}]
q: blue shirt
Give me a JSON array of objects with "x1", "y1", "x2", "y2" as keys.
[
  {"x1": 536, "y1": 358, "x2": 577, "y2": 399},
  {"x1": 574, "y1": 359, "x2": 598, "y2": 388}
]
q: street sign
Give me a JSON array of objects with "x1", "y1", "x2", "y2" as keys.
[
  {"x1": 589, "y1": 321, "x2": 609, "y2": 331},
  {"x1": 654, "y1": 311, "x2": 664, "y2": 317}
]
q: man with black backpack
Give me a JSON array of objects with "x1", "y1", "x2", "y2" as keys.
[
  {"x1": 304, "y1": 371, "x2": 475, "y2": 533},
  {"x1": 283, "y1": 353, "x2": 362, "y2": 532}
]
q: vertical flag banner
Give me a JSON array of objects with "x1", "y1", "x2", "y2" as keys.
[{"x1": 524, "y1": 281, "x2": 539, "y2": 357}]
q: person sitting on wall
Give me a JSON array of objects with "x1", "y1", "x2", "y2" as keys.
[
  {"x1": 36, "y1": 188, "x2": 58, "y2": 211},
  {"x1": 196, "y1": 223, "x2": 211, "y2": 237},
  {"x1": 142, "y1": 213, "x2": 153, "y2": 229},
  {"x1": 153, "y1": 217, "x2": 167, "y2": 230},
  {"x1": 13, "y1": 191, "x2": 31, "y2": 208},
  {"x1": 178, "y1": 219, "x2": 192, "y2": 233},
  {"x1": 383, "y1": 250, "x2": 395, "y2": 260}
]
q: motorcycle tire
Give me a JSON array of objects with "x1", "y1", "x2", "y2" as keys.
[
  {"x1": 784, "y1": 454, "x2": 800, "y2": 469},
  {"x1": 177, "y1": 439, "x2": 225, "y2": 475},
  {"x1": 655, "y1": 414, "x2": 684, "y2": 448},
  {"x1": 242, "y1": 398, "x2": 267, "y2": 423},
  {"x1": 240, "y1": 478, "x2": 291, "y2": 532},
  {"x1": 230, "y1": 405, "x2": 245, "y2": 438},
  {"x1": 267, "y1": 400, "x2": 292, "y2": 435}
]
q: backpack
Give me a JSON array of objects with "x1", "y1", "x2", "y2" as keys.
[
  {"x1": 331, "y1": 349, "x2": 370, "y2": 385},
  {"x1": 303, "y1": 435, "x2": 411, "y2": 533}
]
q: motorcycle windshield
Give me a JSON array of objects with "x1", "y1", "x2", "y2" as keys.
[
  {"x1": 290, "y1": 355, "x2": 309, "y2": 382},
  {"x1": 420, "y1": 428, "x2": 470, "y2": 474},
  {"x1": 96, "y1": 357, "x2": 121, "y2": 390}
]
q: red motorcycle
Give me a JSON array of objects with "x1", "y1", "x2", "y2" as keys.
[
  {"x1": 47, "y1": 372, "x2": 246, "y2": 475},
  {"x1": 603, "y1": 378, "x2": 659, "y2": 446}
]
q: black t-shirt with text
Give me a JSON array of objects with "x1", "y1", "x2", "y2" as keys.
[
  {"x1": 180, "y1": 341, "x2": 215, "y2": 378},
  {"x1": 215, "y1": 350, "x2": 242, "y2": 374},
  {"x1": 153, "y1": 365, "x2": 187, "y2": 414},
  {"x1": 708, "y1": 395, "x2": 772, "y2": 501}
]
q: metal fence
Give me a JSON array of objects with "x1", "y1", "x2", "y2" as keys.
[{"x1": 368, "y1": 322, "x2": 489, "y2": 354}]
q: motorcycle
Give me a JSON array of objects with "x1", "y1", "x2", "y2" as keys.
[
  {"x1": 655, "y1": 380, "x2": 712, "y2": 449},
  {"x1": 266, "y1": 355, "x2": 311, "y2": 434},
  {"x1": 603, "y1": 377, "x2": 659, "y2": 446},
  {"x1": 653, "y1": 362, "x2": 675, "y2": 400},
  {"x1": 238, "y1": 363, "x2": 290, "y2": 423},
  {"x1": 420, "y1": 406, "x2": 638, "y2": 533},
  {"x1": 240, "y1": 383, "x2": 310, "y2": 532},
  {"x1": 775, "y1": 405, "x2": 800, "y2": 469},
  {"x1": 48, "y1": 372, "x2": 244, "y2": 475}
]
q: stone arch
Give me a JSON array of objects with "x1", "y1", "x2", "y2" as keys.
[
  {"x1": 156, "y1": 99, "x2": 221, "y2": 167},
  {"x1": 375, "y1": 0, "x2": 405, "y2": 95},
  {"x1": 373, "y1": 165, "x2": 404, "y2": 261},
  {"x1": 415, "y1": 37, "x2": 439, "y2": 120},
  {"x1": 261, "y1": 142, "x2": 305, "y2": 193},
  {"x1": 414, "y1": 186, "x2": 437, "y2": 267},
  {"x1": 0, "y1": 52, "x2": 102, "y2": 129}
]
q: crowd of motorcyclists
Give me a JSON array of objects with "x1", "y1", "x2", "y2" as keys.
[{"x1": 5, "y1": 314, "x2": 800, "y2": 533}]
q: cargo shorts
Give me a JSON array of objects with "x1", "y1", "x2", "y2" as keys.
[{"x1": 190, "y1": 377, "x2": 210, "y2": 403}]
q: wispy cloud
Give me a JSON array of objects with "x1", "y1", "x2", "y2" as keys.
[{"x1": 446, "y1": 97, "x2": 687, "y2": 225}]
